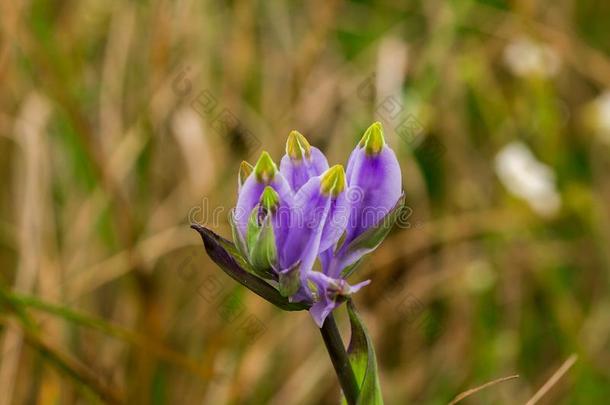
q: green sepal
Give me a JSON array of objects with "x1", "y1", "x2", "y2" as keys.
[
  {"x1": 229, "y1": 213, "x2": 249, "y2": 260},
  {"x1": 249, "y1": 217, "x2": 277, "y2": 275},
  {"x1": 246, "y1": 207, "x2": 278, "y2": 279},
  {"x1": 278, "y1": 262, "x2": 301, "y2": 297}
]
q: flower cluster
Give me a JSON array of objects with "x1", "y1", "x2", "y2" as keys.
[{"x1": 231, "y1": 122, "x2": 403, "y2": 326}]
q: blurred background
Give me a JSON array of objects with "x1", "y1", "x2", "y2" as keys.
[{"x1": 1, "y1": 0, "x2": 610, "y2": 403}]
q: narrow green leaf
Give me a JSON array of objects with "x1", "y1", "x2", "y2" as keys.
[
  {"x1": 191, "y1": 224, "x2": 309, "y2": 311},
  {"x1": 346, "y1": 300, "x2": 384, "y2": 405}
]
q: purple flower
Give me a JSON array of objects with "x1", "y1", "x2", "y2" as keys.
[
  {"x1": 231, "y1": 123, "x2": 402, "y2": 326},
  {"x1": 325, "y1": 122, "x2": 403, "y2": 278}
]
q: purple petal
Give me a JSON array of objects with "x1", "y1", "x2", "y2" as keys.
[
  {"x1": 348, "y1": 279, "x2": 371, "y2": 293},
  {"x1": 234, "y1": 178, "x2": 264, "y2": 238},
  {"x1": 318, "y1": 188, "x2": 350, "y2": 254},
  {"x1": 344, "y1": 145, "x2": 401, "y2": 245},
  {"x1": 324, "y1": 144, "x2": 401, "y2": 276},
  {"x1": 345, "y1": 147, "x2": 358, "y2": 180},
  {"x1": 280, "y1": 147, "x2": 329, "y2": 192},
  {"x1": 280, "y1": 176, "x2": 331, "y2": 271},
  {"x1": 310, "y1": 299, "x2": 336, "y2": 328},
  {"x1": 307, "y1": 272, "x2": 371, "y2": 327},
  {"x1": 307, "y1": 272, "x2": 336, "y2": 327}
]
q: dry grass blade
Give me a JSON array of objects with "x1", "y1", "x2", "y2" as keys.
[
  {"x1": 525, "y1": 354, "x2": 578, "y2": 405},
  {"x1": 0, "y1": 318, "x2": 124, "y2": 404},
  {"x1": 0, "y1": 93, "x2": 51, "y2": 405},
  {"x1": 2, "y1": 290, "x2": 216, "y2": 381},
  {"x1": 448, "y1": 375, "x2": 519, "y2": 405}
]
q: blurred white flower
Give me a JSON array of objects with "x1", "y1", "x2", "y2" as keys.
[
  {"x1": 495, "y1": 142, "x2": 561, "y2": 217},
  {"x1": 503, "y1": 38, "x2": 560, "y2": 78}
]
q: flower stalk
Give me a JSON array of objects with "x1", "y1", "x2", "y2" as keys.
[{"x1": 319, "y1": 313, "x2": 360, "y2": 405}]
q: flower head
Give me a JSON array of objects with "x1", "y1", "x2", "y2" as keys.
[{"x1": 229, "y1": 124, "x2": 403, "y2": 326}]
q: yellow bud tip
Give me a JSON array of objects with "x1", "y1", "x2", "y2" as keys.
[
  {"x1": 254, "y1": 151, "x2": 277, "y2": 183},
  {"x1": 320, "y1": 164, "x2": 346, "y2": 196},
  {"x1": 238, "y1": 161, "x2": 253, "y2": 185},
  {"x1": 286, "y1": 130, "x2": 311, "y2": 160},
  {"x1": 260, "y1": 186, "x2": 280, "y2": 211},
  {"x1": 358, "y1": 121, "x2": 385, "y2": 155}
]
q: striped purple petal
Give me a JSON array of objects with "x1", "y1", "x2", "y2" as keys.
[
  {"x1": 344, "y1": 124, "x2": 402, "y2": 246},
  {"x1": 280, "y1": 176, "x2": 330, "y2": 271},
  {"x1": 280, "y1": 148, "x2": 329, "y2": 192}
]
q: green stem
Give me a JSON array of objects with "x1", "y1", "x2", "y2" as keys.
[{"x1": 320, "y1": 313, "x2": 359, "y2": 404}]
